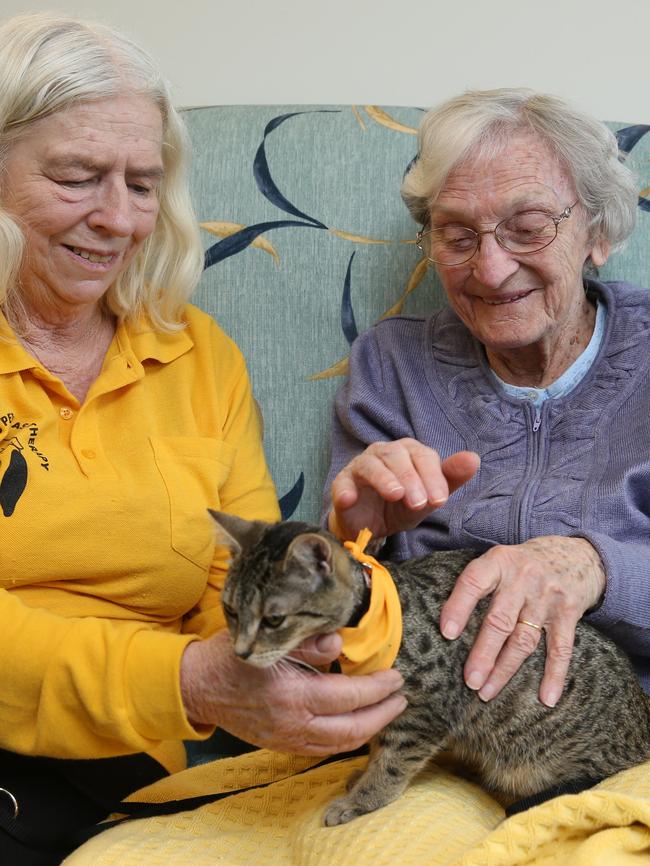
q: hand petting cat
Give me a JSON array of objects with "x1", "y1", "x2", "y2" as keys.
[
  {"x1": 440, "y1": 536, "x2": 607, "y2": 707},
  {"x1": 328, "y1": 439, "x2": 480, "y2": 539},
  {"x1": 180, "y1": 630, "x2": 406, "y2": 755},
  {"x1": 328, "y1": 438, "x2": 607, "y2": 709}
]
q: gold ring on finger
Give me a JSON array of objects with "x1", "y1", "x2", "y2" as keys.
[{"x1": 517, "y1": 618, "x2": 543, "y2": 631}]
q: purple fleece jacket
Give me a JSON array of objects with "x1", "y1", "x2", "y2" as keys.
[{"x1": 323, "y1": 280, "x2": 650, "y2": 692}]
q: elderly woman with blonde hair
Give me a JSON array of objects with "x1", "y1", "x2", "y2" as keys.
[{"x1": 0, "y1": 13, "x2": 404, "y2": 864}]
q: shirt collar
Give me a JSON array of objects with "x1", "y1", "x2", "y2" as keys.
[
  {"x1": 115, "y1": 315, "x2": 194, "y2": 367},
  {"x1": 0, "y1": 310, "x2": 38, "y2": 375}
]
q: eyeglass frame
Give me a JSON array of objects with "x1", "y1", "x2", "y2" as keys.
[{"x1": 415, "y1": 200, "x2": 580, "y2": 267}]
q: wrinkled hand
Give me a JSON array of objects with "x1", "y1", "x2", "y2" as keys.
[
  {"x1": 329, "y1": 439, "x2": 480, "y2": 540},
  {"x1": 439, "y1": 536, "x2": 606, "y2": 707},
  {"x1": 180, "y1": 631, "x2": 406, "y2": 755}
]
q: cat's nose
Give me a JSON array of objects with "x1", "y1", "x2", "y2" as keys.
[{"x1": 235, "y1": 647, "x2": 252, "y2": 660}]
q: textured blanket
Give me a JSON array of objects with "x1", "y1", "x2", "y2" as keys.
[{"x1": 63, "y1": 750, "x2": 650, "y2": 866}]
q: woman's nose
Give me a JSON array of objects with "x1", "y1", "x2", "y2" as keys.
[
  {"x1": 470, "y1": 232, "x2": 519, "y2": 287},
  {"x1": 87, "y1": 180, "x2": 135, "y2": 236}
]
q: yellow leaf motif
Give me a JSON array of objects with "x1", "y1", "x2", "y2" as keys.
[
  {"x1": 308, "y1": 258, "x2": 431, "y2": 380},
  {"x1": 309, "y1": 357, "x2": 349, "y2": 381},
  {"x1": 200, "y1": 221, "x2": 280, "y2": 264},
  {"x1": 380, "y1": 258, "x2": 429, "y2": 318},
  {"x1": 329, "y1": 228, "x2": 415, "y2": 246},
  {"x1": 641, "y1": 186, "x2": 650, "y2": 198},
  {"x1": 351, "y1": 105, "x2": 367, "y2": 131},
  {"x1": 363, "y1": 106, "x2": 418, "y2": 136}
]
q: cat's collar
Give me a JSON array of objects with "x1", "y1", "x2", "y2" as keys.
[
  {"x1": 346, "y1": 562, "x2": 372, "y2": 627},
  {"x1": 338, "y1": 528, "x2": 403, "y2": 673},
  {"x1": 343, "y1": 529, "x2": 375, "y2": 627}
]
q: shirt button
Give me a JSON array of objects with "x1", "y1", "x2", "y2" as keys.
[
  {"x1": 81, "y1": 449, "x2": 96, "y2": 460},
  {"x1": 59, "y1": 407, "x2": 74, "y2": 420},
  {"x1": 526, "y1": 391, "x2": 538, "y2": 401}
]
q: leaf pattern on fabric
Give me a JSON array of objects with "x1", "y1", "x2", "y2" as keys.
[
  {"x1": 204, "y1": 220, "x2": 317, "y2": 268},
  {"x1": 279, "y1": 472, "x2": 305, "y2": 519},
  {"x1": 341, "y1": 253, "x2": 359, "y2": 345},
  {"x1": 362, "y1": 106, "x2": 418, "y2": 135},
  {"x1": 616, "y1": 125, "x2": 650, "y2": 212},
  {"x1": 200, "y1": 222, "x2": 280, "y2": 263}
]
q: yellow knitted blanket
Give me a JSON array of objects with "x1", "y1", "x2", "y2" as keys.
[{"x1": 63, "y1": 750, "x2": 650, "y2": 865}]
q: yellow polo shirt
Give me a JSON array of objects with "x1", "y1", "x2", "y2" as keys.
[{"x1": 0, "y1": 305, "x2": 279, "y2": 765}]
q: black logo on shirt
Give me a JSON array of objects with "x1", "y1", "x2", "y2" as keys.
[{"x1": 0, "y1": 413, "x2": 50, "y2": 517}]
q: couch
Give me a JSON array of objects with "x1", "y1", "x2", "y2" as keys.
[{"x1": 183, "y1": 104, "x2": 650, "y2": 526}]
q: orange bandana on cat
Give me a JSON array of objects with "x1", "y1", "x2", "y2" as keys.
[{"x1": 337, "y1": 528, "x2": 402, "y2": 675}]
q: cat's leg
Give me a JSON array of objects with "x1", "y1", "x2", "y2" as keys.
[{"x1": 323, "y1": 712, "x2": 444, "y2": 827}]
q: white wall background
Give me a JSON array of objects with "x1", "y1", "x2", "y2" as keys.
[{"x1": 3, "y1": 0, "x2": 649, "y2": 121}]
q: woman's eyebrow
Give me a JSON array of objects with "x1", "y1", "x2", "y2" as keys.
[
  {"x1": 430, "y1": 196, "x2": 558, "y2": 221},
  {"x1": 46, "y1": 154, "x2": 164, "y2": 178},
  {"x1": 46, "y1": 154, "x2": 104, "y2": 172}
]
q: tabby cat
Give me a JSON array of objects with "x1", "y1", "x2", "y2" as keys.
[{"x1": 209, "y1": 511, "x2": 650, "y2": 826}]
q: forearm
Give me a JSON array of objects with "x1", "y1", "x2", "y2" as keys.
[{"x1": 0, "y1": 590, "x2": 204, "y2": 757}]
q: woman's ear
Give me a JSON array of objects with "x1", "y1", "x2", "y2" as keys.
[{"x1": 589, "y1": 238, "x2": 611, "y2": 268}]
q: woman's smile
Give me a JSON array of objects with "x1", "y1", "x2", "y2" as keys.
[
  {"x1": 479, "y1": 289, "x2": 538, "y2": 306},
  {"x1": 63, "y1": 245, "x2": 117, "y2": 265}
]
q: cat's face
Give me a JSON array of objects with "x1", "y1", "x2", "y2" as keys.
[
  {"x1": 210, "y1": 512, "x2": 358, "y2": 668},
  {"x1": 222, "y1": 552, "x2": 337, "y2": 667}
]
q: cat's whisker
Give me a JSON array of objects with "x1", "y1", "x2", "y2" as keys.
[
  {"x1": 272, "y1": 657, "x2": 320, "y2": 680},
  {"x1": 282, "y1": 656, "x2": 323, "y2": 676},
  {"x1": 273, "y1": 658, "x2": 302, "y2": 680}
]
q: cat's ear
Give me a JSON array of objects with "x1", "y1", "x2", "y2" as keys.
[
  {"x1": 285, "y1": 533, "x2": 333, "y2": 587},
  {"x1": 207, "y1": 509, "x2": 269, "y2": 557}
]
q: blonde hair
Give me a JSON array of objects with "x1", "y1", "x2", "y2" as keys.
[
  {"x1": 0, "y1": 12, "x2": 204, "y2": 331},
  {"x1": 401, "y1": 88, "x2": 637, "y2": 252}
]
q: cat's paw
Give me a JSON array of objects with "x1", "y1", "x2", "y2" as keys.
[{"x1": 323, "y1": 795, "x2": 370, "y2": 827}]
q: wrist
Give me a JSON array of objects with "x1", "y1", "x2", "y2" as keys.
[
  {"x1": 181, "y1": 631, "x2": 245, "y2": 729},
  {"x1": 575, "y1": 537, "x2": 607, "y2": 613},
  {"x1": 180, "y1": 639, "x2": 215, "y2": 726}
]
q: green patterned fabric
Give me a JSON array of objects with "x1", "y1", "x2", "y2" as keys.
[{"x1": 183, "y1": 105, "x2": 650, "y2": 523}]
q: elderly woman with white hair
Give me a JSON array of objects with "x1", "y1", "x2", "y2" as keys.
[
  {"x1": 326, "y1": 87, "x2": 646, "y2": 713},
  {"x1": 0, "y1": 13, "x2": 405, "y2": 864}
]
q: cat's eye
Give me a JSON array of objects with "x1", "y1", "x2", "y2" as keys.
[
  {"x1": 223, "y1": 603, "x2": 238, "y2": 621},
  {"x1": 262, "y1": 615, "x2": 286, "y2": 629}
]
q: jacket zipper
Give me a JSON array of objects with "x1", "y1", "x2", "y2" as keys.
[{"x1": 510, "y1": 402, "x2": 545, "y2": 544}]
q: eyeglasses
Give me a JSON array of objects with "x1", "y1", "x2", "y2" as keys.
[{"x1": 416, "y1": 201, "x2": 579, "y2": 267}]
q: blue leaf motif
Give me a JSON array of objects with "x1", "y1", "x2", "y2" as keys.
[
  {"x1": 341, "y1": 253, "x2": 358, "y2": 345},
  {"x1": 615, "y1": 125, "x2": 650, "y2": 154},
  {"x1": 253, "y1": 111, "x2": 339, "y2": 227},
  {"x1": 204, "y1": 220, "x2": 320, "y2": 269},
  {"x1": 615, "y1": 126, "x2": 650, "y2": 213},
  {"x1": 403, "y1": 153, "x2": 419, "y2": 181},
  {"x1": 279, "y1": 472, "x2": 305, "y2": 519}
]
